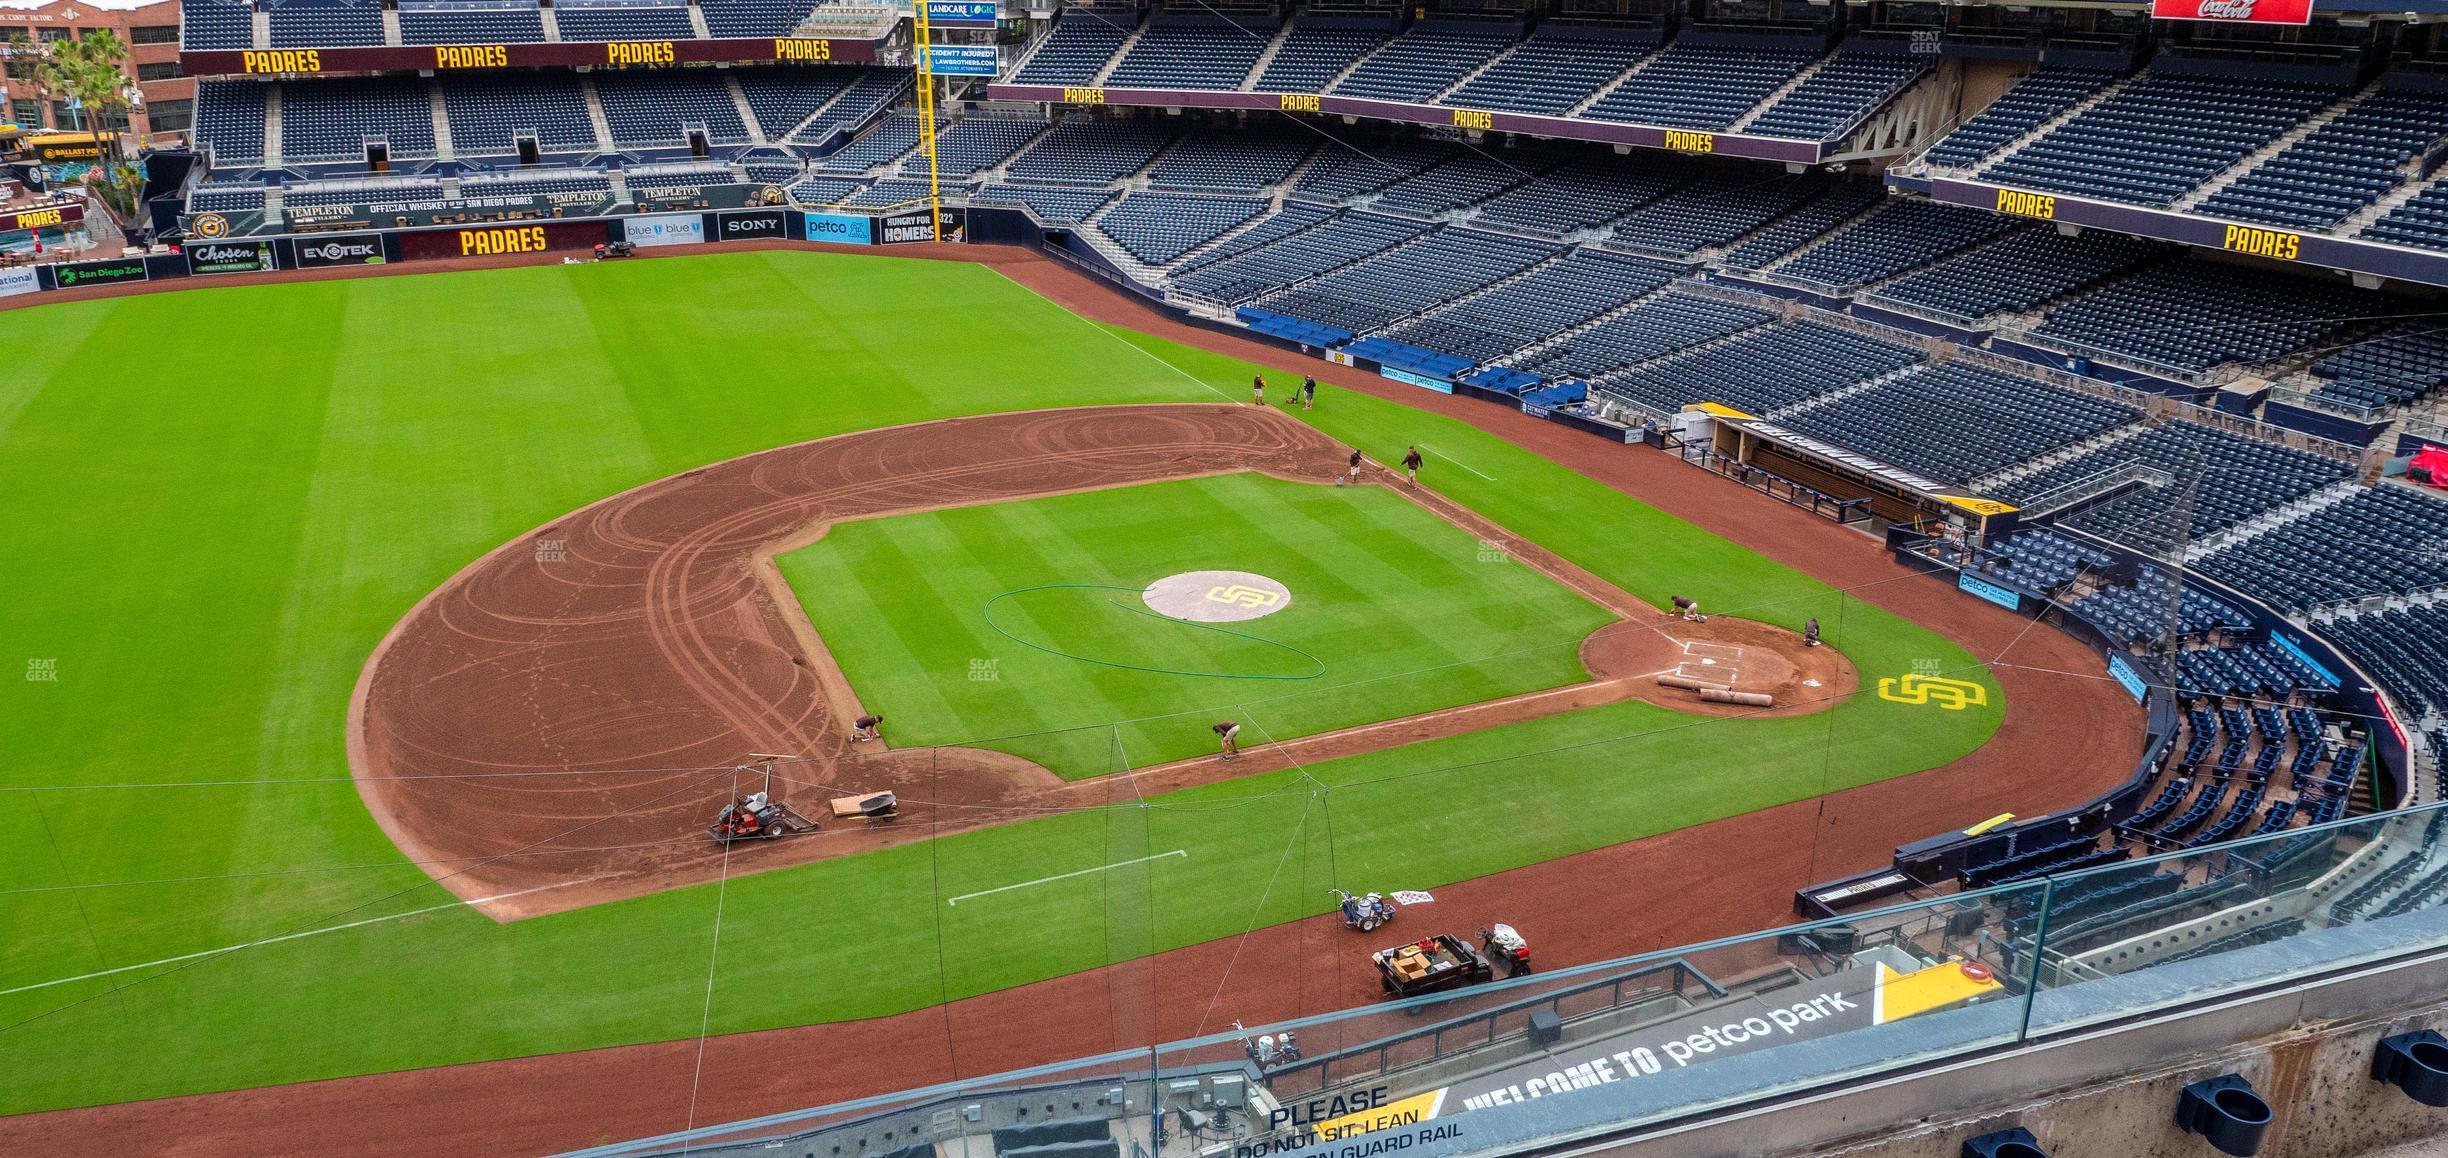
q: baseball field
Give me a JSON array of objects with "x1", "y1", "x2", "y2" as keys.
[{"x1": 0, "y1": 248, "x2": 2004, "y2": 1119}]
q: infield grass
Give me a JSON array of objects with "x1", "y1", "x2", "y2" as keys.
[
  {"x1": 0, "y1": 249, "x2": 2002, "y2": 1115},
  {"x1": 777, "y1": 473, "x2": 1616, "y2": 776}
]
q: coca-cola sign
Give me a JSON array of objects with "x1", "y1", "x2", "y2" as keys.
[{"x1": 2150, "y1": 0, "x2": 2311, "y2": 25}]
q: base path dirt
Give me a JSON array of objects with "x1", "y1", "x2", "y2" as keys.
[{"x1": 0, "y1": 244, "x2": 2144, "y2": 1157}]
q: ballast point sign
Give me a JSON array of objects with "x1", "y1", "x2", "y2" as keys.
[{"x1": 2151, "y1": 0, "x2": 2310, "y2": 23}]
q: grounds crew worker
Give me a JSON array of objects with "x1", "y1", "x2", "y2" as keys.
[
  {"x1": 1213, "y1": 720, "x2": 1242, "y2": 760},
  {"x1": 1402, "y1": 445, "x2": 1423, "y2": 485},
  {"x1": 1252, "y1": 374, "x2": 1267, "y2": 406},
  {"x1": 1346, "y1": 448, "x2": 1363, "y2": 484},
  {"x1": 852, "y1": 714, "x2": 884, "y2": 742},
  {"x1": 1301, "y1": 376, "x2": 1317, "y2": 409}
]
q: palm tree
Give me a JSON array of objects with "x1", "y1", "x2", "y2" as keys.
[{"x1": 34, "y1": 30, "x2": 146, "y2": 230}]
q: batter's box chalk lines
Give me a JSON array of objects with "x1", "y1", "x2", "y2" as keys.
[
  {"x1": 946, "y1": 849, "x2": 1189, "y2": 907},
  {"x1": 0, "y1": 880, "x2": 581, "y2": 998}
]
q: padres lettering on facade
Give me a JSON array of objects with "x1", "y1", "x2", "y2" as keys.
[
  {"x1": 1451, "y1": 108, "x2": 1494, "y2": 131},
  {"x1": 773, "y1": 38, "x2": 833, "y2": 61},
  {"x1": 433, "y1": 44, "x2": 509, "y2": 69},
  {"x1": 1061, "y1": 87, "x2": 1106, "y2": 105},
  {"x1": 4, "y1": 207, "x2": 64, "y2": 230},
  {"x1": 1278, "y1": 93, "x2": 1320, "y2": 112},
  {"x1": 1663, "y1": 131, "x2": 1715, "y2": 154},
  {"x1": 459, "y1": 225, "x2": 552, "y2": 256},
  {"x1": 240, "y1": 49, "x2": 322, "y2": 73},
  {"x1": 1994, "y1": 189, "x2": 2056, "y2": 219},
  {"x1": 2222, "y1": 224, "x2": 2301, "y2": 261},
  {"x1": 605, "y1": 41, "x2": 677, "y2": 66}
]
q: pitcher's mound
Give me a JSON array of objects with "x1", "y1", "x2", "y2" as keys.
[{"x1": 1143, "y1": 570, "x2": 1292, "y2": 622}]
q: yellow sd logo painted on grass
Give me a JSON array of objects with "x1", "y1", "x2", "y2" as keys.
[
  {"x1": 1205, "y1": 584, "x2": 1283, "y2": 609},
  {"x1": 1876, "y1": 673, "x2": 1988, "y2": 710}
]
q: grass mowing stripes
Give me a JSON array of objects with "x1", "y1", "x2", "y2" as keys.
[{"x1": 0, "y1": 250, "x2": 2000, "y2": 1114}]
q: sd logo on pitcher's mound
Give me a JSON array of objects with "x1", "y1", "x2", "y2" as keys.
[{"x1": 1143, "y1": 570, "x2": 1292, "y2": 623}]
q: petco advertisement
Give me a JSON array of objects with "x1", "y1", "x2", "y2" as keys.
[
  {"x1": 293, "y1": 233, "x2": 386, "y2": 269},
  {"x1": 0, "y1": 265, "x2": 37, "y2": 298},
  {"x1": 624, "y1": 213, "x2": 705, "y2": 247},
  {"x1": 186, "y1": 240, "x2": 276, "y2": 276},
  {"x1": 802, "y1": 211, "x2": 875, "y2": 245}
]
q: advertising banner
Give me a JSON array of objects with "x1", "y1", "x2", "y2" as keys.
[
  {"x1": 0, "y1": 265, "x2": 38, "y2": 298},
  {"x1": 181, "y1": 36, "x2": 880, "y2": 77},
  {"x1": 48, "y1": 255, "x2": 148, "y2": 289},
  {"x1": 0, "y1": 201, "x2": 83, "y2": 233},
  {"x1": 397, "y1": 220, "x2": 609, "y2": 261},
  {"x1": 878, "y1": 206, "x2": 961, "y2": 244},
  {"x1": 1957, "y1": 572, "x2": 2024, "y2": 612},
  {"x1": 624, "y1": 213, "x2": 706, "y2": 247},
  {"x1": 1381, "y1": 366, "x2": 1453, "y2": 395},
  {"x1": 2108, "y1": 654, "x2": 2151, "y2": 703},
  {"x1": 926, "y1": 0, "x2": 999, "y2": 27},
  {"x1": 926, "y1": 44, "x2": 1000, "y2": 76},
  {"x1": 2149, "y1": 0, "x2": 2312, "y2": 24},
  {"x1": 803, "y1": 211, "x2": 876, "y2": 245},
  {"x1": 186, "y1": 239, "x2": 276, "y2": 276},
  {"x1": 711, "y1": 209, "x2": 789, "y2": 242},
  {"x1": 292, "y1": 232, "x2": 387, "y2": 269}
]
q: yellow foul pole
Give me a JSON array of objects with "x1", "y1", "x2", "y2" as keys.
[{"x1": 913, "y1": 0, "x2": 944, "y2": 241}]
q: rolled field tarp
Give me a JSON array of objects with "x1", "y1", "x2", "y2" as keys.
[
  {"x1": 1701, "y1": 688, "x2": 1775, "y2": 707},
  {"x1": 1658, "y1": 674, "x2": 1732, "y2": 692}
]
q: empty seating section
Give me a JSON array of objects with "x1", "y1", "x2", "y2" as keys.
[
  {"x1": 969, "y1": 184, "x2": 1116, "y2": 222},
  {"x1": 2327, "y1": 605, "x2": 2448, "y2": 719},
  {"x1": 1994, "y1": 422, "x2": 2354, "y2": 546},
  {"x1": 1145, "y1": 131, "x2": 1310, "y2": 192},
  {"x1": 1369, "y1": 154, "x2": 1542, "y2": 218},
  {"x1": 1378, "y1": 249, "x2": 1679, "y2": 366},
  {"x1": 283, "y1": 179, "x2": 441, "y2": 208},
  {"x1": 1172, "y1": 203, "x2": 1337, "y2": 274},
  {"x1": 554, "y1": 0, "x2": 695, "y2": 42},
  {"x1": 191, "y1": 184, "x2": 268, "y2": 212},
  {"x1": 1875, "y1": 229, "x2": 2163, "y2": 322},
  {"x1": 1925, "y1": 68, "x2": 2117, "y2": 168},
  {"x1": 2303, "y1": 323, "x2": 2448, "y2": 412},
  {"x1": 788, "y1": 174, "x2": 867, "y2": 205},
  {"x1": 1718, "y1": 183, "x2": 1885, "y2": 269},
  {"x1": 1472, "y1": 159, "x2": 1693, "y2": 236},
  {"x1": 1329, "y1": 25, "x2": 1516, "y2": 103},
  {"x1": 1172, "y1": 212, "x2": 1425, "y2": 304},
  {"x1": 282, "y1": 78, "x2": 437, "y2": 160},
  {"x1": 839, "y1": 177, "x2": 939, "y2": 209},
  {"x1": 1291, "y1": 139, "x2": 1454, "y2": 202},
  {"x1": 595, "y1": 72, "x2": 749, "y2": 147},
  {"x1": 196, "y1": 81, "x2": 269, "y2": 164},
  {"x1": 1253, "y1": 228, "x2": 1557, "y2": 334},
  {"x1": 701, "y1": 0, "x2": 809, "y2": 38},
  {"x1": 1006, "y1": 120, "x2": 1174, "y2": 185},
  {"x1": 2361, "y1": 180, "x2": 2448, "y2": 251},
  {"x1": 1509, "y1": 291, "x2": 1775, "y2": 379},
  {"x1": 1094, "y1": 194, "x2": 1269, "y2": 264},
  {"x1": 457, "y1": 172, "x2": 612, "y2": 201},
  {"x1": 185, "y1": 0, "x2": 255, "y2": 50},
  {"x1": 2033, "y1": 261, "x2": 2372, "y2": 375},
  {"x1": 1439, "y1": 30, "x2": 1653, "y2": 115},
  {"x1": 902, "y1": 117, "x2": 1045, "y2": 176},
  {"x1": 818, "y1": 113, "x2": 922, "y2": 171},
  {"x1": 793, "y1": 71, "x2": 911, "y2": 143},
  {"x1": 1607, "y1": 170, "x2": 1821, "y2": 255},
  {"x1": 1254, "y1": 25, "x2": 1392, "y2": 92},
  {"x1": 1011, "y1": 14, "x2": 1133, "y2": 85},
  {"x1": 1584, "y1": 41, "x2": 1818, "y2": 131},
  {"x1": 1982, "y1": 70, "x2": 2342, "y2": 207},
  {"x1": 442, "y1": 75, "x2": 595, "y2": 154},
  {"x1": 1597, "y1": 320, "x2": 1923, "y2": 416},
  {"x1": 1771, "y1": 199, "x2": 2016, "y2": 288},
  {"x1": 1746, "y1": 49, "x2": 1927, "y2": 141},
  {"x1": 1776, "y1": 362, "x2": 2140, "y2": 485},
  {"x1": 396, "y1": 2, "x2": 545, "y2": 46},
  {"x1": 1105, "y1": 17, "x2": 1273, "y2": 89},
  {"x1": 733, "y1": 68, "x2": 859, "y2": 142},
  {"x1": 2200, "y1": 485, "x2": 2448, "y2": 610},
  {"x1": 268, "y1": 0, "x2": 384, "y2": 48},
  {"x1": 2198, "y1": 86, "x2": 2448, "y2": 230}
]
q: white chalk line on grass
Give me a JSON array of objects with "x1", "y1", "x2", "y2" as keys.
[
  {"x1": 0, "y1": 881, "x2": 577, "y2": 998},
  {"x1": 945, "y1": 850, "x2": 1188, "y2": 906},
  {"x1": 980, "y1": 266, "x2": 1239, "y2": 404},
  {"x1": 1415, "y1": 443, "x2": 1496, "y2": 481}
]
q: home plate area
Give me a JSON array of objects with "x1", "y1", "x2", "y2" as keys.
[{"x1": 1675, "y1": 640, "x2": 1748, "y2": 684}]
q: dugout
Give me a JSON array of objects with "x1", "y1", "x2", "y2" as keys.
[{"x1": 1676, "y1": 401, "x2": 2021, "y2": 541}]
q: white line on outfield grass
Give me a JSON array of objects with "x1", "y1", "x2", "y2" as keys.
[
  {"x1": 981, "y1": 267, "x2": 1242, "y2": 404},
  {"x1": 946, "y1": 850, "x2": 1188, "y2": 906},
  {"x1": 1417, "y1": 443, "x2": 1496, "y2": 481},
  {"x1": 0, "y1": 881, "x2": 575, "y2": 998}
]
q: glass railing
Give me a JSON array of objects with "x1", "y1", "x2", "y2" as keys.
[{"x1": 568, "y1": 800, "x2": 2448, "y2": 1158}]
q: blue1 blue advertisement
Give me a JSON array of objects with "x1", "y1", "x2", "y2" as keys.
[
  {"x1": 927, "y1": 44, "x2": 1000, "y2": 76},
  {"x1": 802, "y1": 212, "x2": 875, "y2": 245},
  {"x1": 925, "y1": 0, "x2": 999, "y2": 27},
  {"x1": 1957, "y1": 571, "x2": 2023, "y2": 612}
]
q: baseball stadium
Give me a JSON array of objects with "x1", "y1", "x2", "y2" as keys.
[{"x1": 7, "y1": 0, "x2": 2448, "y2": 1154}]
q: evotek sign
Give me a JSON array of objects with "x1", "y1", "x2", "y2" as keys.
[
  {"x1": 186, "y1": 240, "x2": 275, "y2": 276},
  {"x1": 2151, "y1": 0, "x2": 2312, "y2": 24},
  {"x1": 294, "y1": 233, "x2": 386, "y2": 268}
]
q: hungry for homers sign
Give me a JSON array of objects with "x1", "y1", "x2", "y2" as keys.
[{"x1": 2150, "y1": 0, "x2": 2311, "y2": 22}]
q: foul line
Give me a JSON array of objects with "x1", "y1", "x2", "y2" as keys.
[
  {"x1": 0, "y1": 881, "x2": 575, "y2": 998},
  {"x1": 981, "y1": 266, "x2": 1239, "y2": 403},
  {"x1": 945, "y1": 850, "x2": 1188, "y2": 906},
  {"x1": 1417, "y1": 442, "x2": 1496, "y2": 481}
]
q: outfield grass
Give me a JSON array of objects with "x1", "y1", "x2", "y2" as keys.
[
  {"x1": 777, "y1": 473, "x2": 1616, "y2": 776},
  {"x1": 0, "y1": 250, "x2": 2001, "y2": 1114}
]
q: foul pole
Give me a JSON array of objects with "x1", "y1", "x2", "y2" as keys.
[{"x1": 912, "y1": 2, "x2": 945, "y2": 241}]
